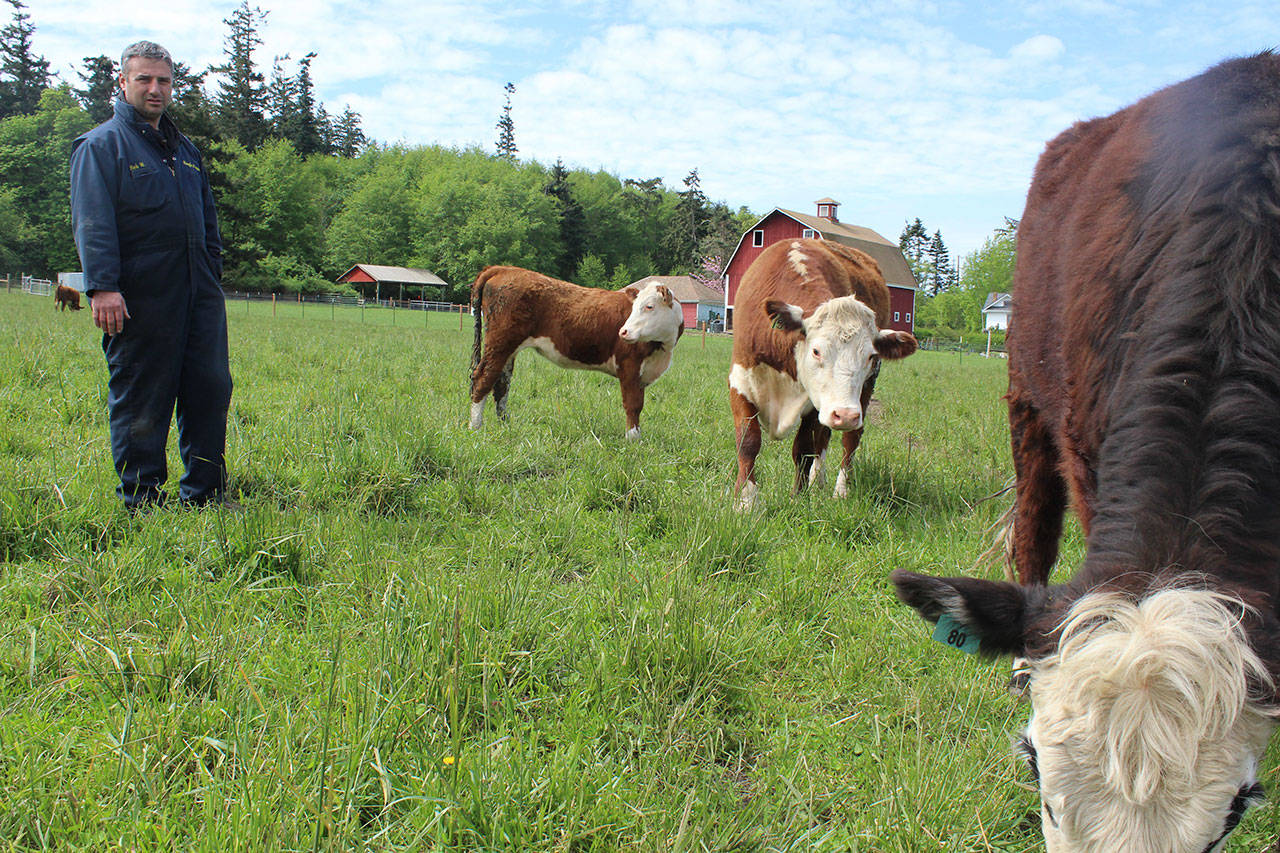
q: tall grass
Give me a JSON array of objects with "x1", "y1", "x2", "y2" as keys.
[{"x1": 1, "y1": 291, "x2": 1275, "y2": 851}]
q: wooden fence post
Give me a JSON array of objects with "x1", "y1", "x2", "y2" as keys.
[{"x1": 272, "y1": 293, "x2": 276, "y2": 318}]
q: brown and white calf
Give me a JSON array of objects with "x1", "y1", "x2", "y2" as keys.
[
  {"x1": 729, "y1": 238, "x2": 917, "y2": 509},
  {"x1": 469, "y1": 265, "x2": 684, "y2": 438}
]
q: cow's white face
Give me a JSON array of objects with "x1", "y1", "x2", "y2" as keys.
[
  {"x1": 620, "y1": 283, "x2": 683, "y2": 345},
  {"x1": 1019, "y1": 589, "x2": 1274, "y2": 853},
  {"x1": 766, "y1": 295, "x2": 916, "y2": 431}
]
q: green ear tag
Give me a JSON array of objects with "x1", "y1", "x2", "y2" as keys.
[
  {"x1": 932, "y1": 613, "x2": 981, "y2": 655},
  {"x1": 770, "y1": 316, "x2": 783, "y2": 330}
]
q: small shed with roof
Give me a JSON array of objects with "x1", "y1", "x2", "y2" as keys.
[
  {"x1": 335, "y1": 264, "x2": 448, "y2": 303},
  {"x1": 982, "y1": 292, "x2": 1012, "y2": 330},
  {"x1": 629, "y1": 275, "x2": 725, "y2": 328},
  {"x1": 722, "y1": 199, "x2": 918, "y2": 333}
]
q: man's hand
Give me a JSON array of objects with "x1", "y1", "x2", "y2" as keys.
[{"x1": 90, "y1": 290, "x2": 130, "y2": 336}]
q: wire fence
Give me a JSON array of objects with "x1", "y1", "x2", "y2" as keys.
[{"x1": 222, "y1": 290, "x2": 469, "y2": 313}]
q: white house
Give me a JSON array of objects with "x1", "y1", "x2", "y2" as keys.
[{"x1": 983, "y1": 292, "x2": 1012, "y2": 330}]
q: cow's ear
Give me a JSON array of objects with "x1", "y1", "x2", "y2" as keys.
[
  {"x1": 875, "y1": 329, "x2": 917, "y2": 359},
  {"x1": 656, "y1": 284, "x2": 674, "y2": 307},
  {"x1": 764, "y1": 299, "x2": 806, "y2": 333},
  {"x1": 622, "y1": 286, "x2": 640, "y2": 301},
  {"x1": 890, "y1": 570, "x2": 1038, "y2": 657}
]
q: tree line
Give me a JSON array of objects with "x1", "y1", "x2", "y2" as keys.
[
  {"x1": 0, "y1": 0, "x2": 754, "y2": 301},
  {"x1": 908, "y1": 217, "x2": 1018, "y2": 342}
]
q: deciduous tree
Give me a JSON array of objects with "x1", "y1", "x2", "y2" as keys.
[{"x1": 0, "y1": 87, "x2": 92, "y2": 273}]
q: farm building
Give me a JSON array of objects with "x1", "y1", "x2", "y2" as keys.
[
  {"x1": 628, "y1": 275, "x2": 725, "y2": 329},
  {"x1": 982, "y1": 292, "x2": 1012, "y2": 330},
  {"x1": 336, "y1": 264, "x2": 448, "y2": 303},
  {"x1": 722, "y1": 199, "x2": 918, "y2": 333}
]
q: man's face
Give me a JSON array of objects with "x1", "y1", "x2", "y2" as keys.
[{"x1": 119, "y1": 57, "x2": 173, "y2": 125}]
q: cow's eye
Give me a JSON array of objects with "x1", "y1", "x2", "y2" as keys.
[
  {"x1": 644, "y1": 304, "x2": 653, "y2": 311},
  {"x1": 811, "y1": 347, "x2": 821, "y2": 360}
]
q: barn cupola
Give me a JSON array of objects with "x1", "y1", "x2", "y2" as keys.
[{"x1": 815, "y1": 197, "x2": 840, "y2": 222}]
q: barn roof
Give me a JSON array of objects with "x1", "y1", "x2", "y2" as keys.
[
  {"x1": 336, "y1": 264, "x2": 448, "y2": 287},
  {"x1": 775, "y1": 208, "x2": 920, "y2": 290},
  {"x1": 630, "y1": 275, "x2": 723, "y2": 305}
]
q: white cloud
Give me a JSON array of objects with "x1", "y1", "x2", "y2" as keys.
[{"x1": 1010, "y1": 34, "x2": 1066, "y2": 62}]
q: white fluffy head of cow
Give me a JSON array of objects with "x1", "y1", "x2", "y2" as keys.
[
  {"x1": 620, "y1": 282, "x2": 684, "y2": 344},
  {"x1": 765, "y1": 295, "x2": 917, "y2": 431}
]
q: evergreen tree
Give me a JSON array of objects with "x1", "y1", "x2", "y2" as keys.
[
  {"x1": 167, "y1": 62, "x2": 217, "y2": 154},
  {"x1": 74, "y1": 55, "x2": 116, "y2": 124},
  {"x1": 696, "y1": 201, "x2": 743, "y2": 263},
  {"x1": 0, "y1": 0, "x2": 50, "y2": 119},
  {"x1": 927, "y1": 229, "x2": 954, "y2": 295},
  {"x1": 574, "y1": 252, "x2": 607, "y2": 287},
  {"x1": 315, "y1": 102, "x2": 333, "y2": 154},
  {"x1": 899, "y1": 217, "x2": 930, "y2": 284},
  {"x1": 543, "y1": 158, "x2": 586, "y2": 279},
  {"x1": 265, "y1": 54, "x2": 295, "y2": 141},
  {"x1": 662, "y1": 168, "x2": 707, "y2": 272},
  {"x1": 495, "y1": 82, "x2": 516, "y2": 160},
  {"x1": 212, "y1": 1, "x2": 270, "y2": 150},
  {"x1": 269, "y1": 52, "x2": 324, "y2": 156},
  {"x1": 608, "y1": 262, "x2": 632, "y2": 290},
  {"x1": 332, "y1": 106, "x2": 366, "y2": 158}
]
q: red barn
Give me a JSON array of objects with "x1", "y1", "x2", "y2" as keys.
[{"x1": 723, "y1": 199, "x2": 918, "y2": 333}]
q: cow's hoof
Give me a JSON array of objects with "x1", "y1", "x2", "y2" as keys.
[
  {"x1": 469, "y1": 402, "x2": 484, "y2": 430},
  {"x1": 734, "y1": 481, "x2": 759, "y2": 512},
  {"x1": 832, "y1": 469, "x2": 849, "y2": 499},
  {"x1": 625, "y1": 427, "x2": 641, "y2": 441}
]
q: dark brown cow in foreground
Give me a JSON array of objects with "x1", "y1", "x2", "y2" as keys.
[
  {"x1": 55, "y1": 284, "x2": 82, "y2": 311},
  {"x1": 729, "y1": 238, "x2": 916, "y2": 509},
  {"x1": 469, "y1": 265, "x2": 684, "y2": 438},
  {"x1": 894, "y1": 52, "x2": 1280, "y2": 852}
]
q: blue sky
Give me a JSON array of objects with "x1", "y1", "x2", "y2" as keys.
[{"x1": 34, "y1": 0, "x2": 1280, "y2": 259}]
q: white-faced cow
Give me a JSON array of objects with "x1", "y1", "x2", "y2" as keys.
[
  {"x1": 469, "y1": 265, "x2": 684, "y2": 438},
  {"x1": 894, "y1": 52, "x2": 1280, "y2": 852},
  {"x1": 729, "y1": 238, "x2": 917, "y2": 509}
]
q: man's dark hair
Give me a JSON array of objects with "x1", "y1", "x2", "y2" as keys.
[{"x1": 120, "y1": 41, "x2": 173, "y2": 74}]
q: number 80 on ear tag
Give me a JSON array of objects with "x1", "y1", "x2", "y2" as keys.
[{"x1": 932, "y1": 613, "x2": 981, "y2": 655}]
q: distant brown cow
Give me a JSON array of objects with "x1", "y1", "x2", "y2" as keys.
[
  {"x1": 893, "y1": 53, "x2": 1280, "y2": 852},
  {"x1": 55, "y1": 284, "x2": 82, "y2": 311},
  {"x1": 729, "y1": 238, "x2": 916, "y2": 509},
  {"x1": 469, "y1": 265, "x2": 684, "y2": 438}
]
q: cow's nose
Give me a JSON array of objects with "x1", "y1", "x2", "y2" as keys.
[
  {"x1": 829, "y1": 408, "x2": 862, "y2": 430},
  {"x1": 619, "y1": 328, "x2": 632, "y2": 340}
]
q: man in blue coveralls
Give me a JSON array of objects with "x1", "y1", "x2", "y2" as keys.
[{"x1": 70, "y1": 41, "x2": 233, "y2": 510}]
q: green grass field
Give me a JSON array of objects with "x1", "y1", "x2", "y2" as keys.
[{"x1": 2, "y1": 290, "x2": 1277, "y2": 851}]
